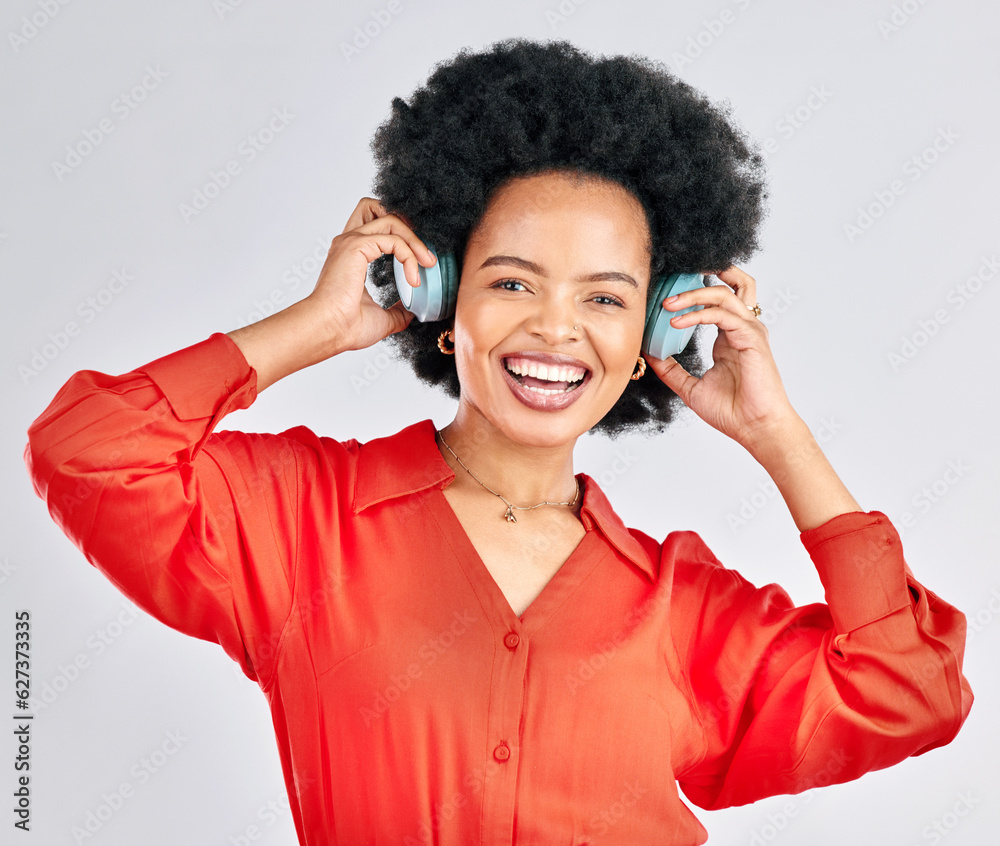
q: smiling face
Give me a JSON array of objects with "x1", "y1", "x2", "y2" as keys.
[{"x1": 450, "y1": 169, "x2": 653, "y2": 448}]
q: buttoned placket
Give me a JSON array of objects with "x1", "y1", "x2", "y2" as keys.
[
  {"x1": 427, "y1": 484, "x2": 612, "y2": 843},
  {"x1": 479, "y1": 618, "x2": 529, "y2": 844}
]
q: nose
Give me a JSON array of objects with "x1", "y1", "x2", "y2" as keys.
[{"x1": 523, "y1": 291, "x2": 580, "y2": 345}]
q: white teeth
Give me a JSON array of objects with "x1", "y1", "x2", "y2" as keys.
[{"x1": 504, "y1": 358, "x2": 586, "y2": 383}]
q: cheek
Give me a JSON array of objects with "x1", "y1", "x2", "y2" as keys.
[
  {"x1": 453, "y1": 302, "x2": 503, "y2": 379},
  {"x1": 459, "y1": 309, "x2": 492, "y2": 346},
  {"x1": 454, "y1": 291, "x2": 518, "y2": 349},
  {"x1": 604, "y1": 345, "x2": 640, "y2": 377},
  {"x1": 607, "y1": 306, "x2": 647, "y2": 358}
]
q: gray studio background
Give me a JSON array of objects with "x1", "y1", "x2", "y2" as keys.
[{"x1": 3, "y1": 0, "x2": 997, "y2": 843}]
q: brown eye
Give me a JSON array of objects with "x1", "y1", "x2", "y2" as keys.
[
  {"x1": 492, "y1": 279, "x2": 527, "y2": 292},
  {"x1": 592, "y1": 294, "x2": 625, "y2": 307}
]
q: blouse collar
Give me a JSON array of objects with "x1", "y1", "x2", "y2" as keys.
[{"x1": 351, "y1": 418, "x2": 656, "y2": 580}]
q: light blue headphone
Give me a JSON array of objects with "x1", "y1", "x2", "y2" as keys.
[{"x1": 393, "y1": 242, "x2": 704, "y2": 359}]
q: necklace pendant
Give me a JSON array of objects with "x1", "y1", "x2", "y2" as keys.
[{"x1": 504, "y1": 505, "x2": 517, "y2": 523}]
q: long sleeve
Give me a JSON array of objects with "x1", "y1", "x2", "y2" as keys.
[
  {"x1": 24, "y1": 333, "x2": 312, "y2": 687},
  {"x1": 670, "y1": 510, "x2": 973, "y2": 810}
]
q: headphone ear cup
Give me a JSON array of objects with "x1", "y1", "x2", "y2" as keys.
[
  {"x1": 437, "y1": 251, "x2": 459, "y2": 320},
  {"x1": 642, "y1": 273, "x2": 706, "y2": 359},
  {"x1": 392, "y1": 242, "x2": 459, "y2": 322}
]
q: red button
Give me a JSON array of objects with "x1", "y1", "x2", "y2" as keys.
[
  {"x1": 503, "y1": 632, "x2": 520, "y2": 649},
  {"x1": 493, "y1": 743, "x2": 510, "y2": 762}
]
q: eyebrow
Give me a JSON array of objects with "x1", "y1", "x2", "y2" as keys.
[{"x1": 477, "y1": 255, "x2": 638, "y2": 289}]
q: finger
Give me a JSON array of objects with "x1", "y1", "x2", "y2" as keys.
[
  {"x1": 353, "y1": 214, "x2": 437, "y2": 269},
  {"x1": 662, "y1": 281, "x2": 759, "y2": 321},
  {"x1": 350, "y1": 232, "x2": 426, "y2": 287},
  {"x1": 643, "y1": 353, "x2": 700, "y2": 406},
  {"x1": 341, "y1": 197, "x2": 389, "y2": 234},
  {"x1": 667, "y1": 302, "x2": 765, "y2": 347},
  {"x1": 384, "y1": 299, "x2": 415, "y2": 336},
  {"x1": 714, "y1": 265, "x2": 757, "y2": 310}
]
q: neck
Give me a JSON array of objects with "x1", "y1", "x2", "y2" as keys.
[{"x1": 437, "y1": 409, "x2": 580, "y2": 509}]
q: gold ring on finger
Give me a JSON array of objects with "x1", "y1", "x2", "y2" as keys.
[{"x1": 748, "y1": 303, "x2": 762, "y2": 318}]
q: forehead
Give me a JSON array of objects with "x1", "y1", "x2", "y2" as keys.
[{"x1": 469, "y1": 170, "x2": 652, "y2": 256}]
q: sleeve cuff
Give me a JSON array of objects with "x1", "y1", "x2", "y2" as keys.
[
  {"x1": 800, "y1": 510, "x2": 912, "y2": 633},
  {"x1": 138, "y1": 333, "x2": 258, "y2": 422}
]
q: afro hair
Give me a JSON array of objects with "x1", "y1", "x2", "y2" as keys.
[{"x1": 368, "y1": 38, "x2": 767, "y2": 437}]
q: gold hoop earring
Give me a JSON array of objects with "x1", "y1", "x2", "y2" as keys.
[
  {"x1": 630, "y1": 355, "x2": 646, "y2": 381},
  {"x1": 437, "y1": 329, "x2": 455, "y2": 355}
]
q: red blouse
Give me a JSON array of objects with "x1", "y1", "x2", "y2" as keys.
[{"x1": 24, "y1": 333, "x2": 972, "y2": 845}]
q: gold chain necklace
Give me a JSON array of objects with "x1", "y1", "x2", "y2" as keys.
[{"x1": 436, "y1": 430, "x2": 580, "y2": 523}]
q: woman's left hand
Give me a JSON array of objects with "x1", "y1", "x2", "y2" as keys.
[{"x1": 643, "y1": 266, "x2": 799, "y2": 453}]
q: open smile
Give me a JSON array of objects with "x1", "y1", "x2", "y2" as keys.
[{"x1": 500, "y1": 354, "x2": 592, "y2": 411}]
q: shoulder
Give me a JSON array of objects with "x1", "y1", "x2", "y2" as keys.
[
  {"x1": 206, "y1": 417, "x2": 434, "y2": 467},
  {"x1": 581, "y1": 472, "x2": 752, "y2": 593},
  {"x1": 627, "y1": 523, "x2": 751, "y2": 594},
  {"x1": 204, "y1": 424, "x2": 360, "y2": 478},
  {"x1": 204, "y1": 418, "x2": 447, "y2": 515}
]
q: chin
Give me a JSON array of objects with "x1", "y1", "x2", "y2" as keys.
[{"x1": 492, "y1": 406, "x2": 604, "y2": 449}]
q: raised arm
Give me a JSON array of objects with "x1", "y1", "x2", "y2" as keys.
[
  {"x1": 226, "y1": 196, "x2": 434, "y2": 390},
  {"x1": 23, "y1": 198, "x2": 434, "y2": 680},
  {"x1": 644, "y1": 266, "x2": 971, "y2": 804},
  {"x1": 646, "y1": 265, "x2": 860, "y2": 531}
]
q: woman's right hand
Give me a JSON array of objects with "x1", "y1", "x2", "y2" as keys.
[
  {"x1": 308, "y1": 197, "x2": 437, "y2": 353},
  {"x1": 226, "y1": 197, "x2": 436, "y2": 392}
]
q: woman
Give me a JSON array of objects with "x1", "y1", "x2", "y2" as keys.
[{"x1": 25, "y1": 39, "x2": 971, "y2": 845}]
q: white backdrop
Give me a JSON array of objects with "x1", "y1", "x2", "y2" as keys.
[{"x1": 3, "y1": 0, "x2": 997, "y2": 843}]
